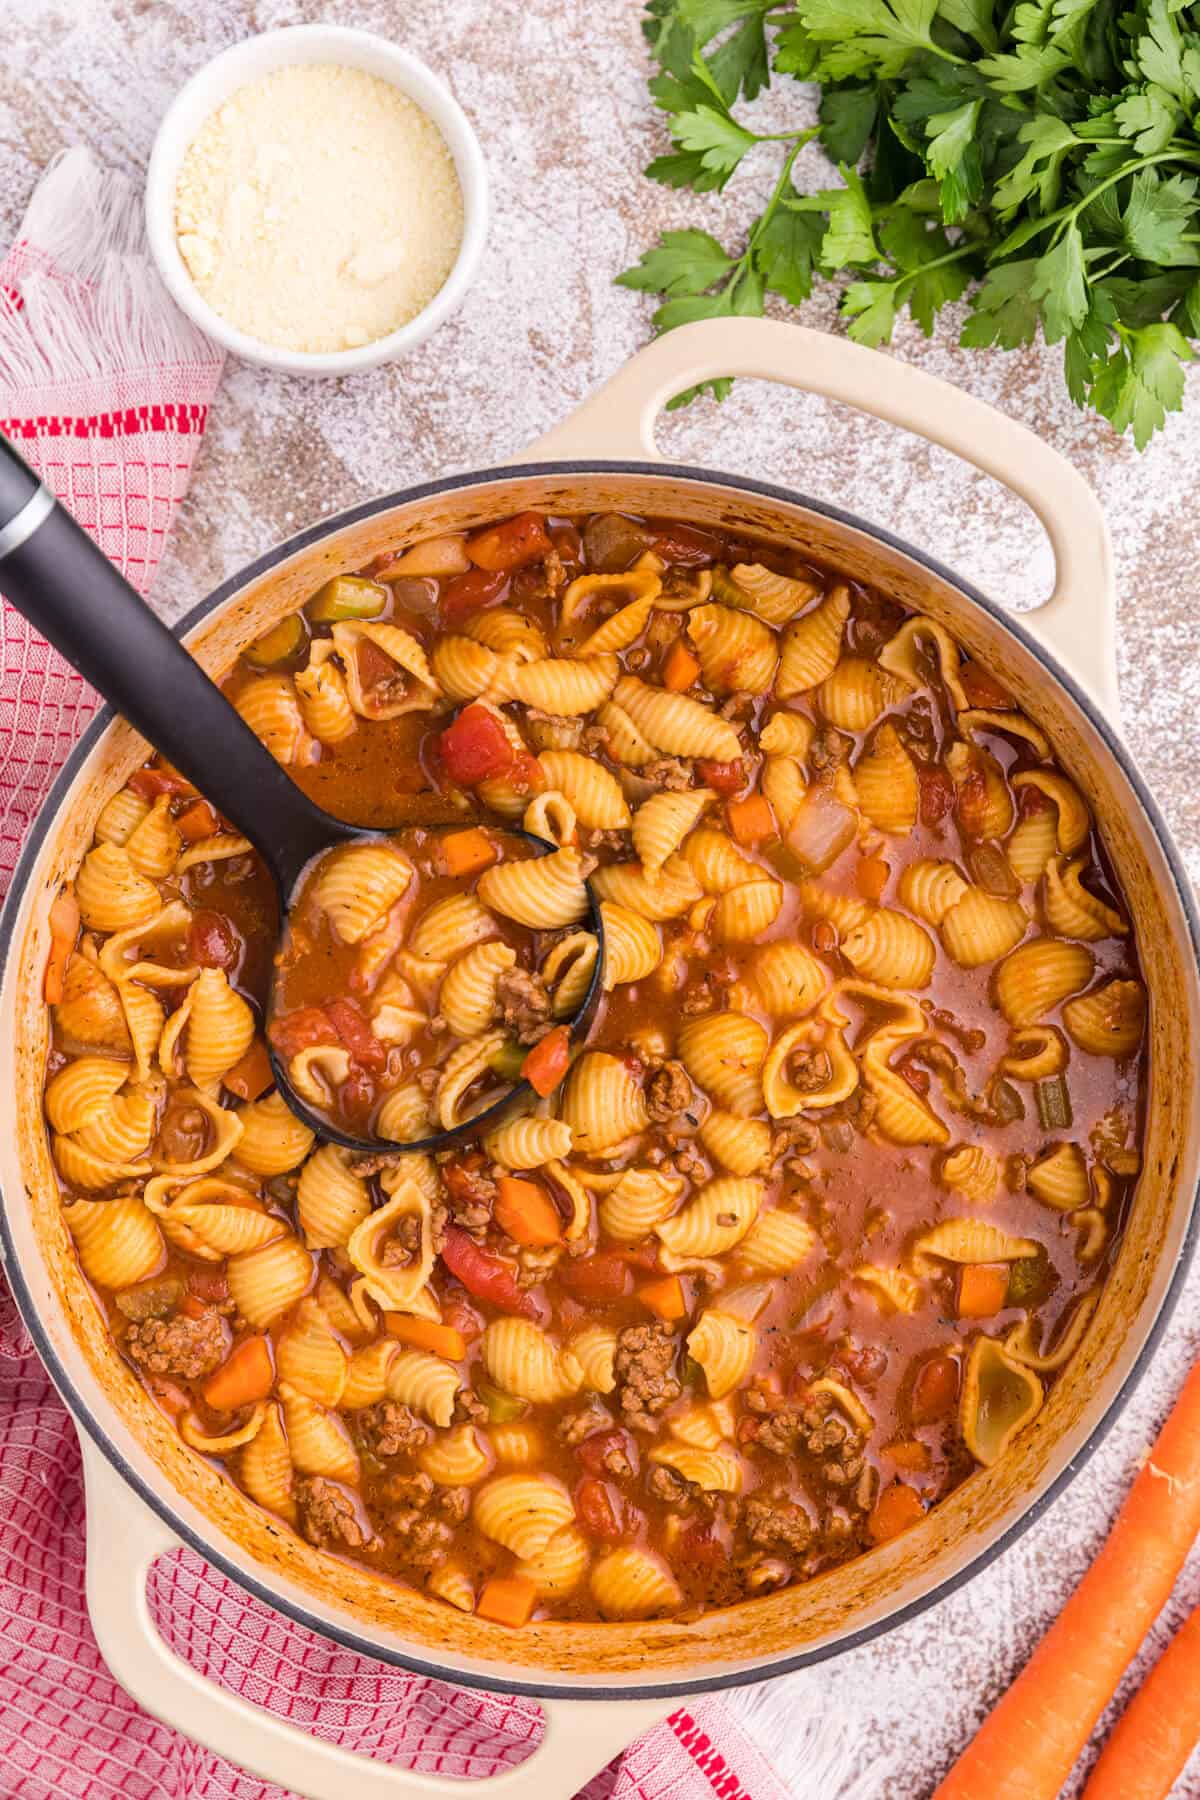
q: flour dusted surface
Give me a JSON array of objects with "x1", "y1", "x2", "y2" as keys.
[{"x1": 175, "y1": 62, "x2": 464, "y2": 353}]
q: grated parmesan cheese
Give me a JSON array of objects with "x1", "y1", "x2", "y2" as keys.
[{"x1": 174, "y1": 63, "x2": 465, "y2": 354}]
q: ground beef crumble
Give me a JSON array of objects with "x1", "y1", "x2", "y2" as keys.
[
  {"x1": 643, "y1": 756, "x2": 693, "y2": 791},
  {"x1": 644, "y1": 1058, "x2": 694, "y2": 1124},
  {"x1": 355, "y1": 1400, "x2": 430, "y2": 1461},
  {"x1": 741, "y1": 1493, "x2": 815, "y2": 1557},
  {"x1": 495, "y1": 966, "x2": 553, "y2": 1044},
  {"x1": 124, "y1": 1312, "x2": 225, "y2": 1381},
  {"x1": 296, "y1": 1476, "x2": 371, "y2": 1552},
  {"x1": 380, "y1": 1471, "x2": 471, "y2": 1568},
  {"x1": 613, "y1": 1321, "x2": 681, "y2": 1432}
]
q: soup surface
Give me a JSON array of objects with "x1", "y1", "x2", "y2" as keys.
[{"x1": 41, "y1": 507, "x2": 1147, "y2": 1627}]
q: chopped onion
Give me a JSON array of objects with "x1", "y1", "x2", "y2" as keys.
[{"x1": 785, "y1": 791, "x2": 857, "y2": 873}]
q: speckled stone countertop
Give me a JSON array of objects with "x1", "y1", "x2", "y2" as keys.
[{"x1": 4, "y1": 1, "x2": 1200, "y2": 1795}]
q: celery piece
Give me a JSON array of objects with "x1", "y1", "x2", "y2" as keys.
[
  {"x1": 489, "y1": 1039, "x2": 526, "y2": 1082},
  {"x1": 477, "y1": 1379, "x2": 528, "y2": 1423},
  {"x1": 1036, "y1": 1075, "x2": 1073, "y2": 1131},
  {"x1": 244, "y1": 613, "x2": 308, "y2": 669},
  {"x1": 308, "y1": 576, "x2": 388, "y2": 623}
]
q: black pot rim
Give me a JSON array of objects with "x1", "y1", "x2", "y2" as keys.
[{"x1": 2, "y1": 457, "x2": 1197, "y2": 1704}]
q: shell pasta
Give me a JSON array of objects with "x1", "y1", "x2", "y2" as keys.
[{"x1": 42, "y1": 505, "x2": 1146, "y2": 1630}]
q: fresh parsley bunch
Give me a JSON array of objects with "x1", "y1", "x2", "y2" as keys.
[{"x1": 617, "y1": 0, "x2": 1200, "y2": 443}]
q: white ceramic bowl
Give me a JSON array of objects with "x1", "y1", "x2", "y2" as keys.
[{"x1": 145, "y1": 25, "x2": 489, "y2": 375}]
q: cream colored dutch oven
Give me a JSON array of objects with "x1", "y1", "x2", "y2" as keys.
[{"x1": 1, "y1": 319, "x2": 1197, "y2": 1799}]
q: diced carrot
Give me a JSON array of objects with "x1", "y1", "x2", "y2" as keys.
[
  {"x1": 224, "y1": 1039, "x2": 275, "y2": 1102},
  {"x1": 476, "y1": 1574, "x2": 538, "y2": 1627},
  {"x1": 175, "y1": 798, "x2": 221, "y2": 841},
  {"x1": 957, "y1": 1264, "x2": 1010, "y2": 1318},
  {"x1": 384, "y1": 1315, "x2": 468, "y2": 1361},
  {"x1": 726, "y1": 793, "x2": 777, "y2": 847},
  {"x1": 662, "y1": 640, "x2": 701, "y2": 692},
  {"x1": 200, "y1": 1335, "x2": 273, "y2": 1411},
  {"x1": 128, "y1": 764, "x2": 196, "y2": 799},
  {"x1": 179, "y1": 1294, "x2": 208, "y2": 1320},
  {"x1": 885, "y1": 1439, "x2": 931, "y2": 1473},
  {"x1": 465, "y1": 512, "x2": 551, "y2": 573},
  {"x1": 44, "y1": 887, "x2": 80, "y2": 1004},
  {"x1": 638, "y1": 1274, "x2": 687, "y2": 1322},
  {"x1": 495, "y1": 1175, "x2": 562, "y2": 1247},
  {"x1": 440, "y1": 827, "x2": 498, "y2": 878},
  {"x1": 856, "y1": 854, "x2": 890, "y2": 902},
  {"x1": 868, "y1": 1481, "x2": 926, "y2": 1544},
  {"x1": 521, "y1": 1025, "x2": 571, "y2": 1097}
]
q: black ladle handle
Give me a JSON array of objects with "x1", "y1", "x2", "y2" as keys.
[{"x1": 0, "y1": 433, "x2": 357, "y2": 894}]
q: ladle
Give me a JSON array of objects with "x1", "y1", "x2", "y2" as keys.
[{"x1": 0, "y1": 436, "x2": 603, "y2": 1155}]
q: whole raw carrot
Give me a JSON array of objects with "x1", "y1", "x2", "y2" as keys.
[
  {"x1": 935, "y1": 1361, "x2": 1200, "y2": 1800},
  {"x1": 1082, "y1": 1602, "x2": 1200, "y2": 1800}
]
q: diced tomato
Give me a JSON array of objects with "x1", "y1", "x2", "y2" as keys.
[
  {"x1": 955, "y1": 766, "x2": 991, "y2": 837},
  {"x1": 574, "y1": 1477, "x2": 624, "y2": 1543},
  {"x1": 918, "y1": 766, "x2": 954, "y2": 827},
  {"x1": 442, "y1": 1296, "x2": 484, "y2": 1341},
  {"x1": 577, "y1": 1429, "x2": 638, "y2": 1480},
  {"x1": 187, "y1": 1265, "x2": 230, "y2": 1303},
  {"x1": 442, "y1": 1153, "x2": 491, "y2": 1204},
  {"x1": 835, "y1": 1342, "x2": 888, "y2": 1386},
  {"x1": 560, "y1": 1252, "x2": 633, "y2": 1303},
  {"x1": 466, "y1": 511, "x2": 552, "y2": 573},
  {"x1": 187, "y1": 908, "x2": 241, "y2": 971},
  {"x1": 521, "y1": 1025, "x2": 570, "y2": 1097},
  {"x1": 900, "y1": 1060, "x2": 931, "y2": 1096},
  {"x1": 440, "y1": 1225, "x2": 540, "y2": 1320},
  {"x1": 549, "y1": 522, "x2": 582, "y2": 565},
  {"x1": 647, "y1": 521, "x2": 723, "y2": 565},
  {"x1": 337, "y1": 1067, "x2": 378, "y2": 1123},
  {"x1": 1018, "y1": 781, "x2": 1054, "y2": 816},
  {"x1": 677, "y1": 1523, "x2": 725, "y2": 1569},
  {"x1": 696, "y1": 758, "x2": 746, "y2": 795},
  {"x1": 438, "y1": 704, "x2": 516, "y2": 785},
  {"x1": 910, "y1": 1352, "x2": 960, "y2": 1424},
  {"x1": 268, "y1": 1006, "x2": 338, "y2": 1059},
  {"x1": 128, "y1": 765, "x2": 196, "y2": 799},
  {"x1": 506, "y1": 750, "x2": 545, "y2": 796},
  {"x1": 325, "y1": 997, "x2": 388, "y2": 1072},
  {"x1": 959, "y1": 661, "x2": 1015, "y2": 709},
  {"x1": 439, "y1": 568, "x2": 509, "y2": 623}
]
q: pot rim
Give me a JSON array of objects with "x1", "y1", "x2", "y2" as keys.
[{"x1": 3, "y1": 457, "x2": 1198, "y2": 1701}]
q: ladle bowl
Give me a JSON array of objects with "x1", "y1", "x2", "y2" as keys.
[{"x1": 0, "y1": 436, "x2": 604, "y2": 1154}]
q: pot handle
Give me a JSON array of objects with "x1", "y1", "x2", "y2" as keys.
[
  {"x1": 80, "y1": 1439, "x2": 669, "y2": 1800},
  {"x1": 518, "y1": 319, "x2": 1117, "y2": 717}
]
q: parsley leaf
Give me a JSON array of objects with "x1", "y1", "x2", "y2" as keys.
[
  {"x1": 1090, "y1": 321, "x2": 1193, "y2": 447},
  {"x1": 798, "y1": 0, "x2": 941, "y2": 79},
  {"x1": 755, "y1": 207, "x2": 826, "y2": 302},
  {"x1": 616, "y1": 229, "x2": 737, "y2": 298},
  {"x1": 621, "y1": 0, "x2": 1200, "y2": 442},
  {"x1": 1030, "y1": 222, "x2": 1091, "y2": 341}
]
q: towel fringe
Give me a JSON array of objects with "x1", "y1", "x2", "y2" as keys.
[
  {"x1": 0, "y1": 146, "x2": 214, "y2": 395},
  {"x1": 728, "y1": 1676, "x2": 894, "y2": 1797}
]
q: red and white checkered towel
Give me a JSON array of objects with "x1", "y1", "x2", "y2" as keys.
[{"x1": 0, "y1": 151, "x2": 870, "y2": 1800}]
